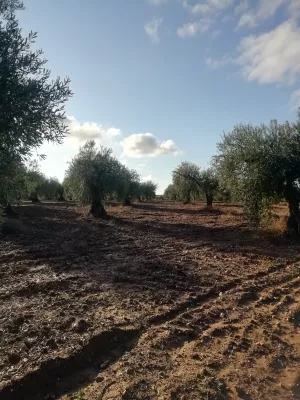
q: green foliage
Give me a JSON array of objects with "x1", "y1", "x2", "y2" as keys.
[
  {"x1": 116, "y1": 168, "x2": 141, "y2": 205},
  {"x1": 25, "y1": 161, "x2": 46, "y2": 202},
  {"x1": 139, "y1": 180, "x2": 157, "y2": 200},
  {"x1": 0, "y1": 2, "x2": 72, "y2": 209},
  {"x1": 215, "y1": 114, "x2": 300, "y2": 229},
  {"x1": 39, "y1": 178, "x2": 64, "y2": 200},
  {"x1": 0, "y1": 152, "x2": 26, "y2": 206},
  {"x1": 173, "y1": 162, "x2": 199, "y2": 202},
  {"x1": 64, "y1": 141, "x2": 157, "y2": 215},
  {"x1": 64, "y1": 141, "x2": 121, "y2": 205},
  {"x1": 164, "y1": 184, "x2": 179, "y2": 200},
  {"x1": 172, "y1": 162, "x2": 218, "y2": 205},
  {"x1": 0, "y1": 0, "x2": 24, "y2": 16}
]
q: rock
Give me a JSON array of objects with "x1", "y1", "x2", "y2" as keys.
[
  {"x1": 72, "y1": 319, "x2": 89, "y2": 333},
  {"x1": 8, "y1": 353, "x2": 21, "y2": 365},
  {"x1": 46, "y1": 338, "x2": 58, "y2": 349},
  {"x1": 95, "y1": 375, "x2": 104, "y2": 383}
]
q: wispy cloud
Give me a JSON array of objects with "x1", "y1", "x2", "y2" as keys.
[
  {"x1": 148, "y1": 0, "x2": 168, "y2": 5},
  {"x1": 237, "y1": 20, "x2": 300, "y2": 84},
  {"x1": 234, "y1": 0, "x2": 249, "y2": 15},
  {"x1": 206, "y1": 54, "x2": 233, "y2": 70},
  {"x1": 207, "y1": 20, "x2": 300, "y2": 86},
  {"x1": 290, "y1": 89, "x2": 300, "y2": 110},
  {"x1": 190, "y1": 0, "x2": 235, "y2": 15},
  {"x1": 177, "y1": 19, "x2": 212, "y2": 38},
  {"x1": 145, "y1": 17, "x2": 163, "y2": 43},
  {"x1": 237, "y1": 0, "x2": 287, "y2": 29}
]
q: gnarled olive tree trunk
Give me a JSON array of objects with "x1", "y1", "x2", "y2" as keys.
[
  {"x1": 4, "y1": 203, "x2": 17, "y2": 216},
  {"x1": 205, "y1": 193, "x2": 213, "y2": 207},
  {"x1": 89, "y1": 198, "x2": 107, "y2": 218},
  {"x1": 183, "y1": 191, "x2": 191, "y2": 204},
  {"x1": 284, "y1": 180, "x2": 300, "y2": 234},
  {"x1": 29, "y1": 191, "x2": 40, "y2": 203},
  {"x1": 123, "y1": 196, "x2": 131, "y2": 206}
]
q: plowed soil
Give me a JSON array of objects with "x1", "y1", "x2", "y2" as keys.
[{"x1": 1, "y1": 201, "x2": 300, "y2": 400}]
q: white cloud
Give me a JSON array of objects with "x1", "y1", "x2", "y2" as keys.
[
  {"x1": 120, "y1": 133, "x2": 180, "y2": 158},
  {"x1": 145, "y1": 18, "x2": 163, "y2": 43},
  {"x1": 177, "y1": 19, "x2": 212, "y2": 38},
  {"x1": 64, "y1": 116, "x2": 121, "y2": 146},
  {"x1": 290, "y1": 89, "x2": 300, "y2": 110},
  {"x1": 141, "y1": 174, "x2": 153, "y2": 181},
  {"x1": 289, "y1": 0, "x2": 300, "y2": 15},
  {"x1": 237, "y1": 0, "x2": 287, "y2": 28},
  {"x1": 192, "y1": 3, "x2": 211, "y2": 14},
  {"x1": 234, "y1": 0, "x2": 248, "y2": 15},
  {"x1": 207, "y1": 20, "x2": 300, "y2": 86},
  {"x1": 191, "y1": 0, "x2": 235, "y2": 15},
  {"x1": 206, "y1": 54, "x2": 233, "y2": 69},
  {"x1": 148, "y1": 0, "x2": 167, "y2": 5},
  {"x1": 237, "y1": 20, "x2": 300, "y2": 84}
]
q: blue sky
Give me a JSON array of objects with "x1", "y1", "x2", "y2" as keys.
[{"x1": 18, "y1": 0, "x2": 300, "y2": 193}]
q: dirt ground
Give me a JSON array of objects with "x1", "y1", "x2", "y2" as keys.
[{"x1": 1, "y1": 201, "x2": 300, "y2": 400}]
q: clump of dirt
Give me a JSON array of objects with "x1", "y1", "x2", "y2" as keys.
[{"x1": 288, "y1": 305, "x2": 300, "y2": 327}]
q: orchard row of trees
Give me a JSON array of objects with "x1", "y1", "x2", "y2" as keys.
[
  {"x1": 165, "y1": 113, "x2": 300, "y2": 234},
  {"x1": 164, "y1": 165, "x2": 220, "y2": 206},
  {"x1": 0, "y1": 0, "x2": 72, "y2": 215},
  {"x1": 0, "y1": 1, "x2": 157, "y2": 219},
  {"x1": 64, "y1": 140, "x2": 157, "y2": 217}
]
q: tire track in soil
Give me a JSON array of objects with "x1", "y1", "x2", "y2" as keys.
[
  {"x1": 0, "y1": 328, "x2": 141, "y2": 400},
  {"x1": 1, "y1": 259, "x2": 299, "y2": 400},
  {"x1": 97, "y1": 266, "x2": 300, "y2": 400}
]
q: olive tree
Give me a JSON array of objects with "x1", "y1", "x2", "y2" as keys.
[
  {"x1": 117, "y1": 168, "x2": 141, "y2": 206},
  {"x1": 25, "y1": 161, "x2": 46, "y2": 203},
  {"x1": 173, "y1": 162, "x2": 218, "y2": 206},
  {"x1": 173, "y1": 162, "x2": 199, "y2": 203},
  {"x1": 39, "y1": 178, "x2": 65, "y2": 201},
  {"x1": 139, "y1": 181, "x2": 157, "y2": 201},
  {"x1": 164, "y1": 184, "x2": 179, "y2": 200},
  {"x1": 215, "y1": 114, "x2": 300, "y2": 232},
  {"x1": 0, "y1": 0, "x2": 72, "y2": 212},
  {"x1": 64, "y1": 141, "x2": 125, "y2": 217}
]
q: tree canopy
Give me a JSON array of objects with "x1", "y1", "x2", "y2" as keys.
[
  {"x1": 215, "y1": 114, "x2": 300, "y2": 231},
  {"x1": 64, "y1": 141, "x2": 156, "y2": 217},
  {"x1": 0, "y1": 0, "x2": 72, "y2": 212},
  {"x1": 172, "y1": 162, "x2": 218, "y2": 206}
]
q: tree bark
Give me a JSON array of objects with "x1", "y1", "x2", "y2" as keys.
[
  {"x1": 29, "y1": 191, "x2": 40, "y2": 203},
  {"x1": 4, "y1": 203, "x2": 17, "y2": 216},
  {"x1": 285, "y1": 181, "x2": 300, "y2": 234},
  {"x1": 184, "y1": 191, "x2": 191, "y2": 204},
  {"x1": 123, "y1": 197, "x2": 131, "y2": 206},
  {"x1": 206, "y1": 193, "x2": 213, "y2": 207},
  {"x1": 89, "y1": 199, "x2": 107, "y2": 218}
]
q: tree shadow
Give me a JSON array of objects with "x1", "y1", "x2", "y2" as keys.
[
  {"x1": 4, "y1": 204, "x2": 203, "y2": 293},
  {"x1": 1, "y1": 202, "x2": 300, "y2": 399},
  {"x1": 132, "y1": 202, "x2": 224, "y2": 216},
  {"x1": 113, "y1": 215, "x2": 300, "y2": 261}
]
